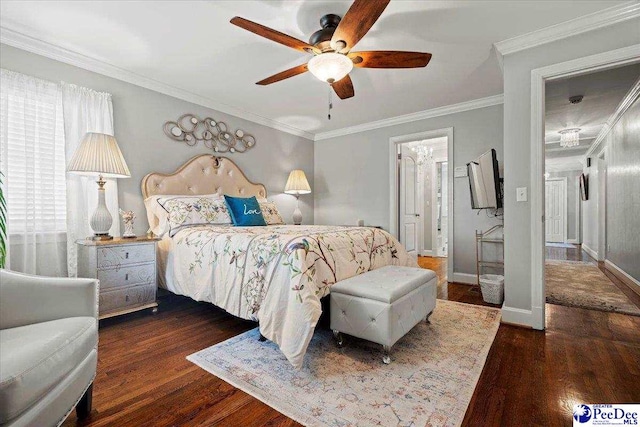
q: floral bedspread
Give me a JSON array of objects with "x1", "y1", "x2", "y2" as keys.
[{"x1": 168, "y1": 225, "x2": 417, "y2": 368}]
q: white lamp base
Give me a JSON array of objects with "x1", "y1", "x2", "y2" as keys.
[
  {"x1": 89, "y1": 176, "x2": 113, "y2": 240},
  {"x1": 292, "y1": 196, "x2": 303, "y2": 225}
]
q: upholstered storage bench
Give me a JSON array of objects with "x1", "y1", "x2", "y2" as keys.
[{"x1": 330, "y1": 266, "x2": 437, "y2": 364}]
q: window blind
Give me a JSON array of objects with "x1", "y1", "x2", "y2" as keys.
[{"x1": 0, "y1": 70, "x2": 67, "y2": 234}]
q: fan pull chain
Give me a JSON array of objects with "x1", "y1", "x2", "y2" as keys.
[{"x1": 328, "y1": 85, "x2": 333, "y2": 120}]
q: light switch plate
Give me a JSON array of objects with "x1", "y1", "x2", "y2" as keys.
[
  {"x1": 454, "y1": 166, "x2": 467, "y2": 178},
  {"x1": 516, "y1": 187, "x2": 528, "y2": 202}
]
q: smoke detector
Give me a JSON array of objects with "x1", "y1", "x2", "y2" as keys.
[{"x1": 569, "y1": 95, "x2": 584, "y2": 104}]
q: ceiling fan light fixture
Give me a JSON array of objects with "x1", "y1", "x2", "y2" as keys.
[{"x1": 307, "y1": 52, "x2": 353, "y2": 84}]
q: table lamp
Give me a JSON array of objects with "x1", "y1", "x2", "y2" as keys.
[
  {"x1": 67, "y1": 132, "x2": 131, "y2": 240},
  {"x1": 284, "y1": 169, "x2": 311, "y2": 225}
]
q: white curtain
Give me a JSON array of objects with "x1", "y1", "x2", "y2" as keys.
[
  {"x1": 61, "y1": 82, "x2": 119, "y2": 277},
  {"x1": 0, "y1": 69, "x2": 68, "y2": 276}
]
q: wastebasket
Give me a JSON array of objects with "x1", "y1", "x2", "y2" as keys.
[{"x1": 479, "y1": 274, "x2": 504, "y2": 304}]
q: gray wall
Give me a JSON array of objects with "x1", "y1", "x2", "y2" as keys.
[
  {"x1": 502, "y1": 18, "x2": 640, "y2": 314},
  {"x1": 546, "y1": 170, "x2": 581, "y2": 243},
  {"x1": 582, "y1": 162, "x2": 599, "y2": 255},
  {"x1": 605, "y1": 96, "x2": 640, "y2": 281},
  {"x1": 0, "y1": 43, "x2": 315, "y2": 235},
  {"x1": 314, "y1": 104, "x2": 504, "y2": 275}
]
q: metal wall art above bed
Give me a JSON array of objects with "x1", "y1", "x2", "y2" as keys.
[{"x1": 163, "y1": 114, "x2": 256, "y2": 153}]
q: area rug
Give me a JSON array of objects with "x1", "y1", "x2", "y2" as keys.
[
  {"x1": 546, "y1": 260, "x2": 640, "y2": 316},
  {"x1": 545, "y1": 242, "x2": 577, "y2": 248},
  {"x1": 187, "y1": 300, "x2": 501, "y2": 427}
]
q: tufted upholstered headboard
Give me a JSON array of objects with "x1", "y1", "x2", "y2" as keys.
[{"x1": 141, "y1": 155, "x2": 267, "y2": 199}]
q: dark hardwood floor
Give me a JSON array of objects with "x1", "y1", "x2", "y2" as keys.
[
  {"x1": 63, "y1": 256, "x2": 640, "y2": 427},
  {"x1": 545, "y1": 243, "x2": 594, "y2": 263}
]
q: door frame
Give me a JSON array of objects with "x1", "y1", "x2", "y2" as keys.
[
  {"x1": 389, "y1": 127, "x2": 454, "y2": 281},
  {"x1": 544, "y1": 176, "x2": 568, "y2": 243},
  {"x1": 530, "y1": 44, "x2": 640, "y2": 330}
]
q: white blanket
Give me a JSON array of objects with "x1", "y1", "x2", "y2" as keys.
[{"x1": 163, "y1": 225, "x2": 416, "y2": 368}]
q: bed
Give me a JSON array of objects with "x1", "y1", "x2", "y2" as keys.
[{"x1": 142, "y1": 155, "x2": 417, "y2": 368}]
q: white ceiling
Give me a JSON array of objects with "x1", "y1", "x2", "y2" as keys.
[
  {"x1": 0, "y1": 0, "x2": 629, "y2": 136},
  {"x1": 544, "y1": 62, "x2": 640, "y2": 156}
]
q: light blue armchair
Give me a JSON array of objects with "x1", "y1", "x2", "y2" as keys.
[{"x1": 0, "y1": 270, "x2": 98, "y2": 427}]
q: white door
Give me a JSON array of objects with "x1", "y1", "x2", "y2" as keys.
[
  {"x1": 545, "y1": 179, "x2": 566, "y2": 243},
  {"x1": 399, "y1": 149, "x2": 419, "y2": 255}
]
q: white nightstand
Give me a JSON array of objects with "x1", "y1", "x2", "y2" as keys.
[{"x1": 77, "y1": 236, "x2": 160, "y2": 319}]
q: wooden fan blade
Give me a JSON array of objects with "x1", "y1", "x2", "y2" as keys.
[
  {"x1": 256, "y1": 63, "x2": 309, "y2": 85},
  {"x1": 331, "y1": 0, "x2": 390, "y2": 53},
  {"x1": 349, "y1": 51, "x2": 432, "y2": 68},
  {"x1": 231, "y1": 17, "x2": 318, "y2": 54},
  {"x1": 332, "y1": 75, "x2": 355, "y2": 99}
]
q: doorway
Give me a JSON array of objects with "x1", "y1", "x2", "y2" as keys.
[
  {"x1": 537, "y1": 59, "x2": 640, "y2": 326},
  {"x1": 390, "y1": 128, "x2": 453, "y2": 283}
]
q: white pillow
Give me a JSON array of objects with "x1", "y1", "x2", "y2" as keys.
[
  {"x1": 157, "y1": 194, "x2": 232, "y2": 237},
  {"x1": 144, "y1": 193, "x2": 222, "y2": 236}
]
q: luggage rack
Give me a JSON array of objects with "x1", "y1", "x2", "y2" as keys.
[{"x1": 475, "y1": 224, "x2": 504, "y2": 286}]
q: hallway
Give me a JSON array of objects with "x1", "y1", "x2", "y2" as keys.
[{"x1": 544, "y1": 244, "x2": 640, "y2": 316}]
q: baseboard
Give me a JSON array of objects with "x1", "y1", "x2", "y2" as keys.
[
  {"x1": 451, "y1": 272, "x2": 477, "y2": 285},
  {"x1": 420, "y1": 250, "x2": 434, "y2": 257},
  {"x1": 582, "y1": 244, "x2": 598, "y2": 260},
  {"x1": 501, "y1": 305, "x2": 534, "y2": 328},
  {"x1": 567, "y1": 239, "x2": 580, "y2": 244},
  {"x1": 604, "y1": 259, "x2": 640, "y2": 297}
]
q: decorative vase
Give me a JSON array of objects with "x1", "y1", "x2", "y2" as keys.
[{"x1": 119, "y1": 209, "x2": 136, "y2": 238}]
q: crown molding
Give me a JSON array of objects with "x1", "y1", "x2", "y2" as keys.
[
  {"x1": 494, "y1": 1, "x2": 640, "y2": 57},
  {"x1": 314, "y1": 94, "x2": 504, "y2": 141},
  {"x1": 0, "y1": 26, "x2": 315, "y2": 140},
  {"x1": 585, "y1": 75, "x2": 640, "y2": 158}
]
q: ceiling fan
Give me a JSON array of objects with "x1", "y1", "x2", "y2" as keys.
[{"x1": 230, "y1": 0, "x2": 432, "y2": 103}]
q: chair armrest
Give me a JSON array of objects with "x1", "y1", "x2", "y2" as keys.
[{"x1": 0, "y1": 269, "x2": 98, "y2": 330}]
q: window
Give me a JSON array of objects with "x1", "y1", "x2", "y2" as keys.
[{"x1": 0, "y1": 70, "x2": 67, "y2": 234}]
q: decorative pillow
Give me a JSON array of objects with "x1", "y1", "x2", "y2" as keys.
[
  {"x1": 145, "y1": 194, "x2": 222, "y2": 236},
  {"x1": 157, "y1": 195, "x2": 231, "y2": 236},
  {"x1": 259, "y1": 201, "x2": 285, "y2": 225},
  {"x1": 224, "y1": 195, "x2": 267, "y2": 227},
  {"x1": 144, "y1": 195, "x2": 171, "y2": 236}
]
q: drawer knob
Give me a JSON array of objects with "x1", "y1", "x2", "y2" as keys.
[
  {"x1": 125, "y1": 295, "x2": 130, "y2": 302},
  {"x1": 125, "y1": 273, "x2": 129, "y2": 281},
  {"x1": 125, "y1": 252, "x2": 129, "y2": 259}
]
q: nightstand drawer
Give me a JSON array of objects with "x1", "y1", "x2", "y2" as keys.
[
  {"x1": 98, "y1": 263, "x2": 156, "y2": 290},
  {"x1": 99, "y1": 283, "x2": 156, "y2": 314},
  {"x1": 97, "y1": 244, "x2": 155, "y2": 269}
]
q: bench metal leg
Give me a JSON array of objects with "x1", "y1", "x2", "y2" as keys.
[
  {"x1": 332, "y1": 330, "x2": 344, "y2": 348},
  {"x1": 76, "y1": 383, "x2": 93, "y2": 420},
  {"x1": 425, "y1": 311, "x2": 433, "y2": 324},
  {"x1": 382, "y1": 345, "x2": 392, "y2": 364}
]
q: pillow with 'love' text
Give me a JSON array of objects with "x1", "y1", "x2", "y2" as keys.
[{"x1": 224, "y1": 195, "x2": 267, "y2": 226}]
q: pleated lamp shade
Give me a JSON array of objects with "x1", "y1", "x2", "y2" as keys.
[
  {"x1": 67, "y1": 132, "x2": 131, "y2": 178},
  {"x1": 284, "y1": 170, "x2": 311, "y2": 195}
]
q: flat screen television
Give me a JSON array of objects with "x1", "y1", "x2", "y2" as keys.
[{"x1": 467, "y1": 149, "x2": 502, "y2": 209}]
